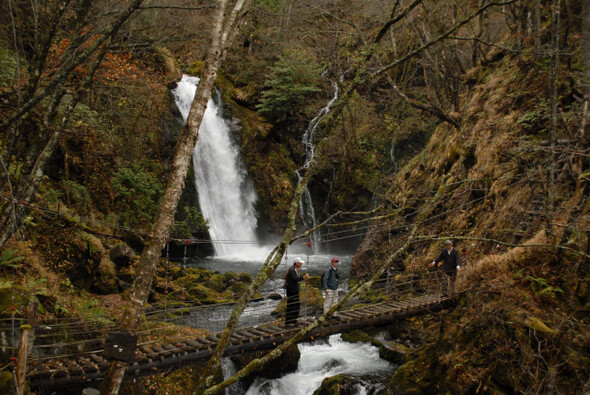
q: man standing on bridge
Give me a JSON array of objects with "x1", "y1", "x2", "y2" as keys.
[
  {"x1": 322, "y1": 257, "x2": 341, "y2": 316},
  {"x1": 429, "y1": 240, "x2": 461, "y2": 296},
  {"x1": 285, "y1": 257, "x2": 310, "y2": 326}
]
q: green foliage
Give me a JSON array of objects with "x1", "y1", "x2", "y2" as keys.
[
  {"x1": 0, "y1": 38, "x2": 17, "y2": 87},
  {"x1": 526, "y1": 275, "x2": 563, "y2": 298},
  {"x1": 0, "y1": 248, "x2": 25, "y2": 269},
  {"x1": 256, "y1": 51, "x2": 323, "y2": 122},
  {"x1": 63, "y1": 180, "x2": 90, "y2": 212},
  {"x1": 172, "y1": 206, "x2": 208, "y2": 238},
  {"x1": 112, "y1": 164, "x2": 164, "y2": 228},
  {"x1": 255, "y1": 0, "x2": 284, "y2": 12}
]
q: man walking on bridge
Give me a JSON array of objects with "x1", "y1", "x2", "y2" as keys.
[{"x1": 430, "y1": 240, "x2": 461, "y2": 296}]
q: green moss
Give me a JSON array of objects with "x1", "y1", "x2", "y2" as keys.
[
  {"x1": 388, "y1": 360, "x2": 423, "y2": 395},
  {"x1": 341, "y1": 329, "x2": 373, "y2": 344},
  {"x1": 313, "y1": 374, "x2": 365, "y2": 395},
  {"x1": 187, "y1": 60, "x2": 205, "y2": 76}
]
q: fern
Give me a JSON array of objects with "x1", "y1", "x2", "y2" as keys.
[{"x1": 0, "y1": 248, "x2": 25, "y2": 269}]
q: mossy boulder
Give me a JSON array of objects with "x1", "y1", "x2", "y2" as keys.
[
  {"x1": 92, "y1": 256, "x2": 119, "y2": 294},
  {"x1": 206, "y1": 273, "x2": 229, "y2": 293},
  {"x1": 0, "y1": 371, "x2": 14, "y2": 394},
  {"x1": 109, "y1": 242, "x2": 135, "y2": 268},
  {"x1": 341, "y1": 329, "x2": 373, "y2": 344},
  {"x1": 313, "y1": 374, "x2": 369, "y2": 395},
  {"x1": 388, "y1": 360, "x2": 424, "y2": 395},
  {"x1": 378, "y1": 341, "x2": 409, "y2": 365},
  {"x1": 231, "y1": 344, "x2": 301, "y2": 383},
  {"x1": 237, "y1": 272, "x2": 253, "y2": 283}
]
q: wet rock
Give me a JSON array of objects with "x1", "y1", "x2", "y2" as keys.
[
  {"x1": 267, "y1": 293, "x2": 283, "y2": 301},
  {"x1": 322, "y1": 358, "x2": 347, "y2": 372},
  {"x1": 232, "y1": 344, "x2": 300, "y2": 382},
  {"x1": 314, "y1": 374, "x2": 381, "y2": 395},
  {"x1": 109, "y1": 243, "x2": 136, "y2": 268}
]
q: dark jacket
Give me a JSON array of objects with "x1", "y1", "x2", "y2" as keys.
[
  {"x1": 322, "y1": 266, "x2": 340, "y2": 290},
  {"x1": 285, "y1": 265, "x2": 305, "y2": 292},
  {"x1": 434, "y1": 247, "x2": 461, "y2": 274}
]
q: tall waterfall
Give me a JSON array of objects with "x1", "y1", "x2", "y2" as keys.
[
  {"x1": 297, "y1": 80, "x2": 339, "y2": 253},
  {"x1": 172, "y1": 75, "x2": 261, "y2": 257}
]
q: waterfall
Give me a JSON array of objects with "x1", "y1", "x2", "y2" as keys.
[
  {"x1": 297, "y1": 80, "x2": 339, "y2": 254},
  {"x1": 221, "y1": 357, "x2": 245, "y2": 395},
  {"x1": 172, "y1": 75, "x2": 261, "y2": 257}
]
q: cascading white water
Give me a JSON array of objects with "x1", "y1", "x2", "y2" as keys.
[
  {"x1": 172, "y1": 75, "x2": 261, "y2": 257},
  {"x1": 297, "y1": 80, "x2": 339, "y2": 254},
  {"x1": 221, "y1": 357, "x2": 245, "y2": 395},
  {"x1": 246, "y1": 334, "x2": 395, "y2": 395}
]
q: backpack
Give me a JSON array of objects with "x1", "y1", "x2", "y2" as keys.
[
  {"x1": 282, "y1": 272, "x2": 287, "y2": 289},
  {"x1": 321, "y1": 267, "x2": 331, "y2": 283}
]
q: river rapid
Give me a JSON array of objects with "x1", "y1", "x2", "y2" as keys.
[{"x1": 187, "y1": 254, "x2": 397, "y2": 395}]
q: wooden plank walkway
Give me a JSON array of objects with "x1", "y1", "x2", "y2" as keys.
[{"x1": 27, "y1": 293, "x2": 455, "y2": 389}]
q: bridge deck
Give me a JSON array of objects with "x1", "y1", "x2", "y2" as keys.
[{"x1": 27, "y1": 293, "x2": 455, "y2": 389}]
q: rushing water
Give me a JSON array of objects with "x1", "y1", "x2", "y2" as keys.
[
  {"x1": 245, "y1": 334, "x2": 395, "y2": 395},
  {"x1": 172, "y1": 75, "x2": 266, "y2": 258}
]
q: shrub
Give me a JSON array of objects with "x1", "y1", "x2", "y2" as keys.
[
  {"x1": 256, "y1": 50, "x2": 323, "y2": 122},
  {"x1": 112, "y1": 165, "x2": 164, "y2": 228}
]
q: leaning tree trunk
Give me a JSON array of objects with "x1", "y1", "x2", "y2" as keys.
[
  {"x1": 99, "y1": 0, "x2": 252, "y2": 393},
  {"x1": 582, "y1": 0, "x2": 590, "y2": 103}
]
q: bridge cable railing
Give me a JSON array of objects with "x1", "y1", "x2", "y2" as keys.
[{"x1": 15, "y1": 268, "x2": 457, "y2": 364}]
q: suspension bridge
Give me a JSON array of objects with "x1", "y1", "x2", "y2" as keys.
[{"x1": 2, "y1": 270, "x2": 461, "y2": 391}]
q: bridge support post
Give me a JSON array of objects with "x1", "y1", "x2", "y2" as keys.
[{"x1": 15, "y1": 300, "x2": 38, "y2": 395}]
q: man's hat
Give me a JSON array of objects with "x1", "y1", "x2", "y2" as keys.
[
  {"x1": 294, "y1": 257, "x2": 304, "y2": 264},
  {"x1": 331, "y1": 257, "x2": 339, "y2": 263}
]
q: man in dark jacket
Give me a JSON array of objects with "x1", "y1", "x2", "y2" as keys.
[
  {"x1": 322, "y1": 257, "x2": 341, "y2": 314},
  {"x1": 430, "y1": 240, "x2": 462, "y2": 296},
  {"x1": 285, "y1": 257, "x2": 310, "y2": 326}
]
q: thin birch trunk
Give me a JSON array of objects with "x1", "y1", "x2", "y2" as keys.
[{"x1": 100, "y1": 0, "x2": 252, "y2": 392}]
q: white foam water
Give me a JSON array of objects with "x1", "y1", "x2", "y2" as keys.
[{"x1": 245, "y1": 334, "x2": 395, "y2": 395}]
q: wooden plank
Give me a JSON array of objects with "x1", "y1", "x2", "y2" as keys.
[
  {"x1": 265, "y1": 324, "x2": 284, "y2": 333},
  {"x1": 235, "y1": 329, "x2": 256, "y2": 340},
  {"x1": 229, "y1": 331, "x2": 248, "y2": 341},
  {"x1": 246, "y1": 327, "x2": 271, "y2": 337},
  {"x1": 336, "y1": 311, "x2": 358, "y2": 320},
  {"x1": 255, "y1": 326, "x2": 277, "y2": 335}
]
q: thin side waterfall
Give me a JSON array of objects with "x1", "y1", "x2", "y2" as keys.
[
  {"x1": 297, "y1": 80, "x2": 339, "y2": 254},
  {"x1": 172, "y1": 75, "x2": 261, "y2": 257}
]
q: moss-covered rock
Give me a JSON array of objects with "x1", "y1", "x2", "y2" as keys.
[
  {"x1": 341, "y1": 329, "x2": 373, "y2": 344},
  {"x1": 313, "y1": 374, "x2": 369, "y2": 395},
  {"x1": 0, "y1": 370, "x2": 14, "y2": 395},
  {"x1": 388, "y1": 360, "x2": 423, "y2": 395},
  {"x1": 205, "y1": 273, "x2": 229, "y2": 293},
  {"x1": 92, "y1": 255, "x2": 119, "y2": 294},
  {"x1": 378, "y1": 341, "x2": 409, "y2": 365}
]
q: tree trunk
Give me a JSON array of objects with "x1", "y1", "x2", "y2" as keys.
[
  {"x1": 100, "y1": 0, "x2": 252, "y2": 392},
  {"x1": 582, "y1": 0, "x2": 590, "y2": 102},
  {"x1": 546, "y1": 0, "x2": 561, "y2": 242}
]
